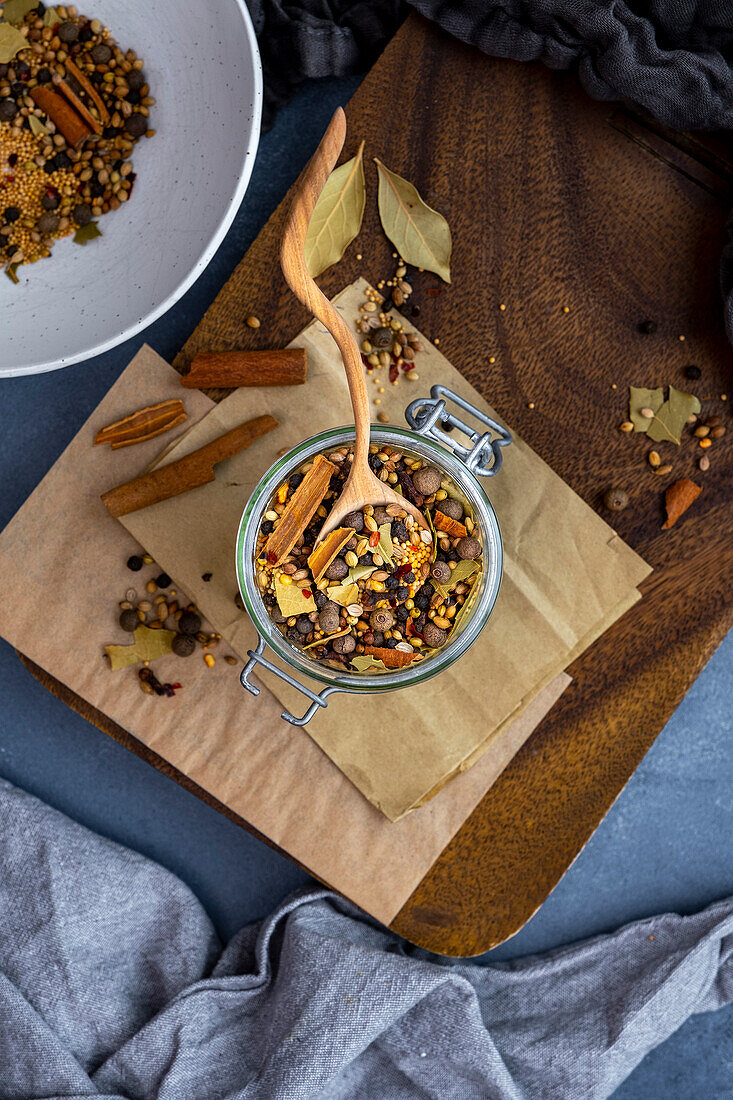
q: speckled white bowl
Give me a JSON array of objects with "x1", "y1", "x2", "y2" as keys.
[{"x1": 0, "y1": 0, "x2": 261, "y2": 376}]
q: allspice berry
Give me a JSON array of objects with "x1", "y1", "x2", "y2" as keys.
[
  {"x1": 422, "y1": 621, "x2": 448, "y2": 648},
  {"x1": 318, "y1": 602, "x2": 341, "y2": 634},
  {"x1": 431, "y1": 561, "x2": 452, "y2": 584},
  {"x1": 456, "y1": 536, "x2": 481, "y2": 560},
  {"x1": 603, "y1": 487, "x2": 629, "y2": 512},
  {"x1": 178, "y1": 610, "x2": 202, "y2": 635},
  {"x1": 412, "y1": 465, "x2": 442, "y2": 496},
  {"x1": 119, "y1": 609, "x2": 138, "y2": 632},
  {"x1": 370, "y1": 608, "x2": 395, "y2": 632},
  {"x1": 371, "y1": 326, "x2": 393, "y2": 349},
  {"x1": 332, "y1": 634, "x2": 356, "y2": 654},
  {"x1": 325, "y1": 557, "x2": 348, "y2": 581},
  {"x1": 172, "y1": 633, "x2": 196, "y2": 657},
  {"x1": 436, "y1": 498, "x2": 463, "y2": 521}
]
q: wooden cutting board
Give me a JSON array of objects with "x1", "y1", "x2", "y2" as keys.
[{"x1": 22, "y1": 12, "x2": 733, "y2": 954}]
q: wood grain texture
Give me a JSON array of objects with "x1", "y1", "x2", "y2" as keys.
[{"x1": 23, "y1": 13, "x2": 733, "y2": 954}]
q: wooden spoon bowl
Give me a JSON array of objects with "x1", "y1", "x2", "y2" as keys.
[{"x1": 280, "y1": 107, "x2": 427, "y2": 541}]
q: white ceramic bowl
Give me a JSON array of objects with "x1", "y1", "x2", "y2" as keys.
[{"x1": 0, "y1": 0, "x2": 261, "y2": 376}]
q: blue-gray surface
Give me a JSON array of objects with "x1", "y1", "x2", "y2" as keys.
[{"x1": 0, "y1": 76, "x2": 731, "y2": 1098}]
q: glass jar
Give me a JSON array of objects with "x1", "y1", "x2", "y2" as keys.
[{"x1": 236, "y1": 385, "x2": 512, "y2": 725}]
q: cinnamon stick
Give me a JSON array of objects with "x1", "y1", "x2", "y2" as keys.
[
  {"x1": 55, "y1": 75, "x2": 103, "y2": 135},
  {"x1": 30, "y1": 86, "x2": 92, "y2": 147},
  {"x1": 181, "y1": 349, "x2": 307, "y2": 389},
  {"x1": 101, "y1": 415, "x2": 278, "y2": 518},
  {"x1": 262, "y1": 454, "x2": 336, "y2": 566},
  {"x1": 64, "y1": 58, "x2": 110, "y2": 125},
  {"x1": 364, "y1": 645, "x2": 418, "y2": 669},
  {"x1": 94, "y1": 399, "x2": 187, "y2": 449}
]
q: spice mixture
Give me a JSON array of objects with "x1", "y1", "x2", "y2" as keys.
[
  {"x1": 0, "y1": 2, "x2": 153, "y2": 281},
  {"x1": 254, "y1": 443, "x2": 483, "y2": 674}
]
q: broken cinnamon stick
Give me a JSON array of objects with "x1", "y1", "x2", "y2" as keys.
[
  {"x1": 262, "y1": 454, "x2": 336, "y2": 566},
  {"x1": 54, "y1": 75, "x2": 103, "y2": 135},
  {"x1": 101, "y1": 414, "x2": 278, "y2": 518},
  {"x1": 94, "y1": 399, "x2": 187, "y2": 449},
  {"x1": 30, "y1": 86, "x2": 92, "y2": 147},
  {"x1": 307, "y1": 526, "x2": 355, "y2": 582},
  {"x1": 181, "y1": 349, "x2": 308, "y2": 389},
  {"x1": 64, "y1": 57, "x2": 110, "y2": 125}
]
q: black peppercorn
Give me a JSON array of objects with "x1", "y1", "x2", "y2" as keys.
[
  {"x1": 172, "y1": 633, "x2": 196, "y2": 658},
  {"x1": 201, "y1": 572, "x2": 212, "y2": 582},
  {"x1": 119, "y1": 609, "x2": 138, "y2": 632},
  {"x1": 638, "y1": 319, "x2": 658, "y2": 334},
  {"x1": 36, "y1": 67, "x2": 52, "y2": 84},
  {"x1": 0, "y1": 99, "x2": 18, "y2": 121},
  {"x1": 684, "y1": 364, "x2": 702, "y2": 380},
  {"x1": 126, "y1": 555, "x2": 143, "y2": 571},
  {"x1": 155, "y1": 572, "x2": 171, "y2": 588},
  {"x1": 3, "y1": 207, "x2": 20, "y2": 223},
  {"x1": 178, "y1": 611, "x2": 202, "y2": 635}
]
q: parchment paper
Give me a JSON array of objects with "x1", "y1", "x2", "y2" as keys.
[
  {"x1": 120, "y1": 281, "x2": 650, "y2": 820},
  {"x1": 0, "y1": 344, "x2": 571, "y2": 924}
]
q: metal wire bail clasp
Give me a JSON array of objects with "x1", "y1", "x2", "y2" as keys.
[{"x1": 404, "y1": 384, "x2": 512, "y2": 476}]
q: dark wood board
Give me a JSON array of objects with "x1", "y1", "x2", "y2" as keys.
[{"x1": 23, "y1": 13, "x2": 733, "y2": 955}]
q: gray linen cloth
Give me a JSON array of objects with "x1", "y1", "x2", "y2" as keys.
[
  {"x1": 1, "y1": 777, "x2": 732, "y2": 1099},
  {"x1": 247, "y1": 0, "x2": 733, "y2": 342}
]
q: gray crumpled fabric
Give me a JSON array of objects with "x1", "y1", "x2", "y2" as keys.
[
  {"x1": 246, "y1": 0, "x2": 733, "y2": 342},
  {"x1": 1, "y1": 777, "x2": 732, "y2": 1099}
]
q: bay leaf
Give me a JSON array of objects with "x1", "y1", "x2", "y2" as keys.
[
  {"x1": 304, "y1": 141, "x2": 365, "y2": 278},
  {"x1": 444, "y1": 559, "x2": 480, "y2": 589},
  {"x1": 448, "y1": 583, "x2": 480, "y2": 641},
  {"x1": 629, "y1": 386, "x2": 664, "y2": 433},
  {"x1": 375, "y1": 158, "x2": 452, "y2": 283},
  {"x1": 0, "y1": 22, "x2": 28, "y2": 62},
  {"x1": 326, "y1": 581, "x2": 359, "y2": 607},
  {"x1": 376, "y1": 522, "x2": 395, "y2": 566},
  {"x1": 5, "y1": 262, "x2": 20, "y2": 285},
  {"x1": 43, "y1": 6, "x2": 59, "y2": 25},
  {"x1": 275, "y1": 575, "x2": 316, "y2": 617},
  {"x1": 105, "y1": 625, "x2": 176, "y2": 671},
  {"x1": 350, "y1": 654, "x2": 389, "y2": 673},
  {"x1": 346, "y1": 563, "x2": 375, "y2": 585},
  {"x1": 28, "y1": 113, "x2": 49, "y2": 137},
  {"x1": 73, "y1": 221, "x2": 102, "y2": 246},
  {"x1": 2, "y1": 0, "x2": 39, "y2": 24},
  {"x1": 423, "y1": 509, "x2": 437, "y2": 562},
  {"x1": 647, "y1": 386, "x2": 701, "y2": 445},
  {"x1": 303, "y1": 626, "x2": 350, "y2": 649}
]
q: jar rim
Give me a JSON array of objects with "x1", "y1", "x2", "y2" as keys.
[{"x1": 236, "y1": 424, "x2": 503, "y2": 692}]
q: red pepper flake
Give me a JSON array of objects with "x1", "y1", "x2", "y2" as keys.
[
  {"x1": 301, "y1": 588, "x2": 312, "y2": 599},
  {"x1": 402, "y1": 362, "x2": 415, "y2": 372},
  {"x1": 369, "y1": 531, "x2": 379, "y2": 547},
  {"x1": 389, "y1": 363, "x2": 398, "y2": 383},
  {"x1": 395, "y1": 562, "x2": 411, "y2": 578},
  {"x1": 427, "y1": 288, "x2": 442, "y2": 297},
  {"x1": 362, "y1": 354, "x2": 373, "y2": 372},
  {"x1": 170, "y1": 683, "x2": 182, "y2": 690},
  {"x1": 266, "y1": 551, "x2": 277, "y2": 564}
]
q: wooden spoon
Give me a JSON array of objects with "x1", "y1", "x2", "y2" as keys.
[{"x1": 280, "y1": 106, "x2": 427, "y2": 540}]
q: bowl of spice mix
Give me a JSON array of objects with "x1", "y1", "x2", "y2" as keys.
[
  {"x1": 0, "y1": 0, "x2": 261, "y2": 375},
  {"x1": 236, "y1": 395, "x2": 512, "y2": 721}
]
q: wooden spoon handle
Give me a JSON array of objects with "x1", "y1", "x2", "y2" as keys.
[{"x1": 280, "y1": 107, "x2": 371, "y2": 470}]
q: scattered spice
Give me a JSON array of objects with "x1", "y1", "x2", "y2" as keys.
[
  {"x1": 628, "y1": 385, "x2": 700, "y2": 444},
  {"x1": 126, "y1": 554, "x2": 143, "y2": 572},
  {"x1": 105, "y1": 625, "x2": 175, "y2": 670},
  {"x1": 662, "y1": 478, "x2": 702, "y2": 529},
  {"x1": 245, "y1": 315, "x2": 261, "y2": 329},
  {"x1": 684, "y1": 365, "x2": 701, "y2": 380},
  {"x1": 603, "y1": 487, "x2": 629, "y2": 512},
  {"x1": 638, "y1": 320, "x2": 657, "y2": 334}
]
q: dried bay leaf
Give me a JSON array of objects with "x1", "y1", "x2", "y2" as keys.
[
  {"x1": 0, "y1": 22, "x2": 28, "y2": 63},
  {"x1": 275, "y1": 576, "x2": 316, "y2": 617},
  {"x1": 376, "y1": 522, "x2": 395, "y2": 566},
  {"x1": 73, "y1": 221, "x2": 102, "y2": 246},
  {"x1": 424, "y1": 509, "x2": 437, "y2": 562},
  {"x1": 105, "y1": 625, "x2": 176, "y2": 670},
  {"x1": 304, "y1": 141, "x2": 365, "y2": 278},
  {"x1": 303, "y1": 626, "x2": 350, "y2": 649},
  {"x1": 346, "y1": 564, "x2": 375, "y2": 585},
  {"x1": 375, "y1": 158, "x2": 452, "y2": 283},
  {"x1": 444, "y1": 559, "x2": 480, "y2": 588},
  {"x1": 629, "y1": 387, "x2": 664, "y2": 432},
  {"x1": 350, "y1": 654, "x2": 390, "y2": 673},
  {"x1": 647, "y1": 386, "x2": 701, "y2": 445},
  {"x1": 326, "y1": 581, "x2": 359, "y2": 607},
  {"x1": 2, "y1": 0, "x2": 40, "y2": 24},
  {"x1": 43, "y1": 6, "x2": 59, "y2": 25}
]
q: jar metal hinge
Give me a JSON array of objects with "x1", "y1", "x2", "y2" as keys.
[
  {"x1": 241, "y1": 637, "x2": 342, "y2": 726},
  {"x1": 405, "y1": 384, "x2": 512, "y2": 476}
]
